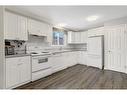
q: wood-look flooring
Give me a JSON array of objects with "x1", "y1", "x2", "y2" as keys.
[{"x1": 16, "y1": 64, "x2": 127, "y2": 89}]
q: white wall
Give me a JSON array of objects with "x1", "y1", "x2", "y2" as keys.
[
  {"x1": 104, "y1": 16, "x2": 127, "y2": 26},
  {"x1": 0, "y1": 6, "x2": 5, "y2": 89}
]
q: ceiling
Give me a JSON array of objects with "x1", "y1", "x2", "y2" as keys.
[{"x1": 6, "y1": 6, "x2": 127, "y2": 31}]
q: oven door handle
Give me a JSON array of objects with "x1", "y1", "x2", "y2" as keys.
[{"x1": 38, "y1": 58, "x2": 48, "y2": 64}]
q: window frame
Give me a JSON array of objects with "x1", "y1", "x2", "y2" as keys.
[{"x1": 52, "y1": 28, "x2": 66, "y2": 47}]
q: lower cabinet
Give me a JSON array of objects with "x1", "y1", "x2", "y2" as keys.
[
  {"x1": 51, "y1": 53, "x2": 67, "y2": 73},
  {"x1": 51, "y1": 52, "x2": 78, "y2": 73},
  {"x1": 5, "y1": 56, "x2": 31, "y2": 88},
  {"x1": 65, "y1": 52, "x2": 78, "y2": 66},
  {"x1": 77, "y1": 51, "x2": 87, "y2": 65}
]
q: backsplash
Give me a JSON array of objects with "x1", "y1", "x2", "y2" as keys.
[
  {"x1": 5, "y1": 40, "x2": 26, "y2": 54},
  {"x1": 67, "y1": 44, "x2": 87, "y2": 50},
  {"x1": 26, "y1": 35, "x2": 87, "y2": 52},
  {"x1": 5, "y1": 37, "x2": 87, "y2": 55},
  {"x1": 26, "y1": 35, "x2": 50, "y2": 52}
]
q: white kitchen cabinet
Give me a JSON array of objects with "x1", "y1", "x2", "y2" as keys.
[
  {"x1": 74, "y1": 32, "x2": 81, "y2": 43},
  {"x1": 19, "y1": 56, "x2": 31, "y2": 83},
  {"x1": 80, "y1": 32, "x2": 87, "y2": 43},
  {"x1": 46, "y1": 25, "x2": 53, "y2": 43},
  {"x1": 28, "y1": 19, "x2": 36, "y2": 35},
  {"x1": 6, "y1": 56, "x2": 31, "y2": 88},
  {"x1": 51, "y1": 51, "x2": 78, "y2": 73},
  {"x1": 68, "y1": 31, "x2": 80, "y2": 43},
  {"x1": 5, "y1": 11, "x2": 18, "y2": 40},
  {"x1": 68, "y1": 31, "x2": 75, "y2": 43},
  {"x1": 6, "y1": 58, "x2": 20, "y2": 88},
  {"x1": 28, "y1": 19, "x2": 48, "y2": 36},
  {"x1": 4, "y1": 11, "x2": 28, "y2": 41},
  {"x1": 77, "y1": 51, "x2": 87, "y2": 65},
  {"x1": 77, "y1": 51, "x2": 81, "y2": 64},
  {"x1": 51, "y1": 53, "x2": 66, "y2": 72},
  {"x1": 68, "y1": 31, "x2": 87, "y2": 44},
  {"x1": 66, "y1": 52, "x2": 77, "y2": 66},
  {"x1": 87, "y1": 27, "x2": 104, "y2": 37},
  {"x1": 28, "y1": 19, "x2": 41, "y2": 36},
  {"x1": 18, "y1": 15, "x2": 28, "y2": 41}
]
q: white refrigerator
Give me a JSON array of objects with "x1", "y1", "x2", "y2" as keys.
[{"x1": 87, "y1": 36, "x2": 104, "y2": 69}]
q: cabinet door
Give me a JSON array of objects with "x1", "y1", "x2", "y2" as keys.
[
  {"x1": 60, "y1": 53, "x2": 69, "y2": 68},
  {"x1": 76, "y1": 51, "x2": 87, "y2": 65},
  {"x1": 68, "y1": 31, "x2": 73, "y2": 43},
  {"x1": 46, "y1": 25, "x2": 52, "y2": 43},
  {"x1": 67, "y1": 52, "x2": 77, "y2": 66},
  {"x1": 5, "y1": 11, "x2": 18, "y2": 40},
  {"x1": 87, "y1": 27, "x2": 104, "y2": 37},
  {"x1": 18, "y1": 16, "x2": 28, "y2": 41},
  {"x1": 6, "y1": 56, "x2": 31, "y2": 88},
  {"x1": 28, "y1": 19, "x2": 39, "y2": 35},
  {"x1": 28, "y1": 19, "x2": 47, "y2": 36},
  {"x1": 40, "y1": 22, "x2": 48, "y2": 36},
  {"x1": 68, "y1": 31, "x2": 87, "y2": 44},
  {"x1": 80, "y1": 52, "x2": 87, "y2": 65},
  {"x1": 76, "y1": 51, "x2": 81, "y2": 64},
  {"x1": 51, "y1": 53, "x2": 64, "y2": 72},
  {"x1": 19, "y1": 56, "x2": 31, "y2": 83},
  {"x1": 80, "y1": 32, "x2": 87, "y2": 43},
  {"x1": 6, "y1": 58, "x2": 20, "y2": 88},
  {"x1": 75, "y1": 32, "x2": 81, "y2": 43}
]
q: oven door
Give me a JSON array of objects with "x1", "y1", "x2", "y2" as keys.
[{"x1": 32, "y1": 56, "x2": 51, "y2": 72}]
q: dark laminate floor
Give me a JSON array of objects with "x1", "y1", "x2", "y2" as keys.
[{"x1": 16, "y1": 64, "x2": 127, "y2": 89}]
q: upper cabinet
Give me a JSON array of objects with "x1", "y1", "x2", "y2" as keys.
[
  {"x1": 46, "y1": 25, "x2": 53, "y2": 43},
  {"x1": 80, "y1": 31, "x2": 87, "y2": 43},
  {"x1": 28, "y1": 19, "x2": 47, "y2": 36},
  {"x1": 67, "y1": 31, "x2": 87, "y2": 44},
  {"x1": 17, "y1": 15, "x2": 28, "y2": 41},
  {"x1": 4, "y1": 11, "x2": 53, "y2": 42},
  {"x1": 4, "y1": 11, "x2": 28, "y2": 41},
  {"x1": 87, "y1": 27, "x2": 104, "y2": 37},
  {"x1": 28, "y1": 19, "x2": 53, "y2": 43}
]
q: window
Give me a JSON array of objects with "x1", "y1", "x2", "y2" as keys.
[{"x1": 52, "y1": 28, "x2": 65, "y2": 45}]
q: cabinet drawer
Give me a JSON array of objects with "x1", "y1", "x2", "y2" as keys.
[{"x1": 32, "y1": 68, "x2": 52, "y2": 81}]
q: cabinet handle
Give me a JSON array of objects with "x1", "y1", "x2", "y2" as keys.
[{"x1": 108, "y1": 50, "x2": 112, "y2": 53}]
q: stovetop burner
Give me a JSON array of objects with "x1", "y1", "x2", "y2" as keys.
[
  {"x1": 31, "y1": 52, "x2": 38, "y2": 54},
  {"x1": 30, "y1": 51, "x2": 52, "y2": 56},
  {"x1": 41, "y1": 52, "x2": 49, "y2": 53}
]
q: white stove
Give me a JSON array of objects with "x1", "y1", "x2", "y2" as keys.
[
  {"x1": 28, "y1": 50, "x2": 52, "y2": 81},
  {"x1": 26, "y1": 45, "x2": 52, "y2": 56},
  {"x1": 29, "y1": 51, "x2": 52, "y2": 56}
]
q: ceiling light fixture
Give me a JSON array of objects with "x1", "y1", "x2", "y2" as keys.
[
  {"x1": 86, "y1": 15, "x2": 99, "y2": 21},
  {"x1": 54, "y1": 23, "x2": 67, "y2": 29}
]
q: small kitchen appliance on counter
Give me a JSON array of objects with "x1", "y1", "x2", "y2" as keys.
[{"x1": 5, "y1": 41, "x2": 15, "y2": 55}]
